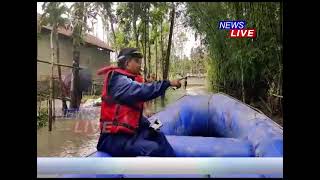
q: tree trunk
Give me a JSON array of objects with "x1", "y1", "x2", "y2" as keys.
[
  {"x1": 277, "y1": 1, "x2": 283, "y2": 114},
  {"x1": 49, "y1": 28, "x2": 54, "y2": 131},
  {"x1": 147, "y1": 6, "x2": 151, "y2": 78},
  {"x1": 133, "y1": 6, "x2": 139, "y2": 49},
  {"x1": 148, "y1": 37, "x2": 151, "y2": 78},
  {"x1": 141, "y1": 37, "x2": 145, "y2": 60},
  {"x1": 163, "y1": 3, "x2": 175, "y2": 80},
  {"x1": 144, "y1": 12, "x2": 147, "y2": 79},
  {"x1": 70, "y1": 47, "x2": 81, "y2": 109},
  {"x1": 103, "y1": 17, "x2": 110, "y2": 46},
  {"x1": 52, "y1": 29, "x2": 56, "y2": 122},
  {"x1": 155, "y1": 37, "x2": 158, "y2": 80},
  {"x1": 134, "y1": 21, "x2": 139, "y2": 48},
  {"x1": 70, "y1": 2, "x2": 84, "y2": 110},
  {"x1": 148, "y1": 45, "x2": 151, "y2": 78},
  {"x1": 55, "y1": 29, "x2": 68, "y2": 116},
  {"x1": 161, "y1": 94, "x2": 165, "y2": 107},
  {"x1": 109, "y1": 11, "x2": 117, "y2": 57},
  {"x1": 160, "y1": 20, "x2": 164, "y2": 80}
]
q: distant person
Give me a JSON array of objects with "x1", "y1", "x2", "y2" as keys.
[
  {"x1": 96, "y1": 47, "x2": 183, "y2": 157},
  {"x1": 184, "y1": 77, "x2": 188, "y2": 89}
]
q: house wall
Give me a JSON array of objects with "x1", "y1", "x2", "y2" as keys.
[{"x1": 37, "y1": 31, "x2": 110, "y2": 81}]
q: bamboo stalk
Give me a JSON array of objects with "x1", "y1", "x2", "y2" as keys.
[
  {"x1": 277, "y1": 1, "x2": 283, "y2": 112},
  {"x1": 37, "y1": 59, "x2": 82, "y2": 69},
  {"x1": 272, "y1": 94, "x2": 283, "y2": 98},
  {"x1": 259, "y1": 96, "x2": 272, "y2": 114},
  {"x1": 241, "y1": 58, "x2": 245, "y2": 103},
  {"x1": 38, "y1": 93, "x2": 72, "y2": 101}
]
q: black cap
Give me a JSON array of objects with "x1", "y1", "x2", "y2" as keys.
[{"x1": 117, "y1": 48, "x2": 143, "y2": 61}]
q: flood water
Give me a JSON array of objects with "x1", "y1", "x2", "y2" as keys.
[{"x1": 37, "y1": 85, "x2": 208, "y2": 157}]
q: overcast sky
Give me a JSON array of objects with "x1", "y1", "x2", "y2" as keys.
[{"x1": 37, "y1": 2, "x2": 199, "y2": 60}]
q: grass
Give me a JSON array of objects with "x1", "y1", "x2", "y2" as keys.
[{"x1": 37, "y1": 108, "x2": 48, "y2": 129}]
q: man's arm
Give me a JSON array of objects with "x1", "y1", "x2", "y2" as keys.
[{"x1": 109, "y1": 74, "x2": 171, "y2": 104}]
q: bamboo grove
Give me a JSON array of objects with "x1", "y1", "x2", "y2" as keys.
[{"x1": 185, "y1": 2, "x2": 282, "y2": 116}]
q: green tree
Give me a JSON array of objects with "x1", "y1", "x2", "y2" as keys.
[
  {"x1": 163, "y1": 2, "x2": 176, "y2": 81},
  {"x1": 99, "y1": 2, "x2": 118, "y2": 56},
  {"x1": 40, "y1": 2, "x2": 70, "y2": 127},
  {"x1": 69, "y1": 2, "x2": 89, "y2": 109}
]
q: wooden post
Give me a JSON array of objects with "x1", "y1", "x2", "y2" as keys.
[
  {"x1": 38, "y1": 99, "x2": 41, "y2": 116},
  {"x1": 93, "y1": 83, "x2": 96, "y2": 95},
  {"x1": 37, "y1": 59, "x2": 82, "y2": 69},
  {"x1": 91, "y1": 80, "x2": 94, "y2": 95},
  {"x1": 48, "y1": 98, "x2": 52, "y2": 131},
  {"x1": 38, "y1": 100, "x2": 40, "y2": 115},
  {"x1": 53, "y1": 81, "x2": 55, "y2": 122}
]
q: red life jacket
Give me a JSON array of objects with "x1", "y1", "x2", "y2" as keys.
[{"x1": 97, "y1": 66, "x2": 144, "y2": 134}]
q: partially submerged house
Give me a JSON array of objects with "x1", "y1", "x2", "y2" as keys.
[{"x1": 37, "y1": 14, "x2": 114, "y2": 82}]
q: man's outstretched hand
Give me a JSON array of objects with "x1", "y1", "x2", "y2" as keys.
[{"x1": 170, "y1": 79, "x2": 182, "y2": 89}]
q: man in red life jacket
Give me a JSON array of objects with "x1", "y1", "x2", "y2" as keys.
[{"x1": 96, "y1": 48, "x2": 181, "y2": 157}]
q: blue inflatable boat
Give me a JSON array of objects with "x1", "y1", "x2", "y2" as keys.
[{"x1": 64, "y1": 93, "x2": 283, "y2": 178}]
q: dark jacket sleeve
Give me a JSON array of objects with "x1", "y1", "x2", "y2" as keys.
[
  {"x1": 108, "y1": 73, "x2": 171, "y2": 105},
  {"x1": 139, "y1": 115, "x2": 151, "y2": 129}
]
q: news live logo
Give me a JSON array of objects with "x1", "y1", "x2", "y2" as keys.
[{"x1": 219, "y1": 20, "x2": 256, "y2": 38}]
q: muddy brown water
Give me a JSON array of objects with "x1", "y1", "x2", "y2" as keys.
[{"x1": 37, "y1": 85, "x2": 207, "y2": 157}]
